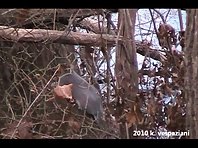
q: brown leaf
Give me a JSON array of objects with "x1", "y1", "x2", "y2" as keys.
[
  {"x1": 126, "y1": 112, "x2": 137, "y2": 128},
  {"x1": 2, "y1": 120, "x2": 33, "y2": 139},
  {"x1": 68, "y1": 117, "x2": 81, "y2": 133},
  {"x1": 172, "y1": 73, "x2": 178, "y2": 78},
  {"x1": 126, "y1": 101, "x2": 144, "y2": 128},
  {"x1": 133, "y1": 102, "x2": 144, "y2": 123},
  {"x1": 18, "y1": 121, "x2": 33, "y2": 139},
  {"x1": 147, "y1": 99, "x2": 156, "y2": 116},
  {"x1": 54, "y1": 84, "x2": 73, "y2": 102}
]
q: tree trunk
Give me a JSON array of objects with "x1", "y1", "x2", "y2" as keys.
[
  {"x1": 185, "y1": 9, "x2": 198, "y2": 138},
  {"x1": 115, "y1": 9, "x2": 138, "y2": 139}
]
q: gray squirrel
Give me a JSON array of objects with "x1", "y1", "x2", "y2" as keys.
[{"x1": 58, "y1": 70, "x2": 104, "y2": 125}]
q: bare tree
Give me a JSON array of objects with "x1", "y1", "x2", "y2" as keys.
[
  {"x1": 0, "y1": 9, "x2": 189, "y2": 139},
  {"x1": 115, "y1": 9, "x2": 138, "y2": 139},
  {"x1": 185, "y1": 9, "x2": 198, "y2": 139}
]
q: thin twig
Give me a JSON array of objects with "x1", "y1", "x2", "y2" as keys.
[
  {"x1": 149, "y1": 9, "x2": 161, "y2": 46},
  {"x1": 125, "y1": 122, "x2": 129, "y2": 139},
  {"x1": 10, "y1": 64, "x2": 61, "y2": 139},
  {"x1": 178, "y1": 9, "x2": 184, "y2": 31},
  {"x1": 53, "y1": 9, "x2": 57, "y2": 30},
  {"x1": 153, "y1": 9, "x2": 166, "y2": 23},
  {"x1": 82, "y1": 125, "x2": 120, "y2": 139},
  {"x1": 64, "y1": 9, "x2": 81, "y2": 36},
  {"x1": 165, "y1": 9, "x2": 171, "y2": 22}
]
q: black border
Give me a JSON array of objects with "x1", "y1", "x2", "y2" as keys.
[
  {"x1": 0, "y1": 139, "x2": 196, "y2": 147},
  {"x1": 0, "y1": 0, "x2": 196, "y2": 144},
  {"x1": 0, "y1": 0, "x2": 195, "y2": 8}
]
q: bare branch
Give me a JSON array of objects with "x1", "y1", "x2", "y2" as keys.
[
  {"x1": 135, "y1": 41, "x2": 166, "y2": 61},
  {"x1": 153, "y1": 9, "x2": 166, "y2": 23},
  {"x1": 10, "y1": 64, "x2": 60, "y2": 138},
  {"x1": 149, "y1": 9, "x2": 164, "y2": 50},
  {"x1": 78, "y1": 18, "x2": 116, "y2": 35},
  {"x1": 0, "y1": 25, "x2": 120, "y2": 46},
  {"x1": 178, "y1": 9, "x2": 184, "y2": 31},
  {"x1": 0, "y1": 25, "x2": 167, "y2": 62}
]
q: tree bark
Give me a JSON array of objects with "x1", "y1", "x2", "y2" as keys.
[
  {"x1": 0, "y1": 9, "x2": 105, "y2": 27},
  {"x1": 115, "y1": 9, "x2": 138, "y2": 139},
  {"x1": 185, "y1": 9, "x2": 198, "y2": 138},
  {"x1": 0, "y1": 25, "x2": 166, "y2": 62}
]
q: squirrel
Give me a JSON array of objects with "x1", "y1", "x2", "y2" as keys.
[
  {"x1": 157, "y1": 23, "x2": 177, "y2": 49},
  {"x1": 58, "y1": 70, "x2": 105, "y2": 126}
]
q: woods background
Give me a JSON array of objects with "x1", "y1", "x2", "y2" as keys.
[{"x1": 0, "y1": 9, "x2": 196, "y2": 139}]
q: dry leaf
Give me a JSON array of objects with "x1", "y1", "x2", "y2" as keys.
[
  {"x1": 68, "y1": 117, "x2": 81, "y2": 133},
  {"x1": 18, "y1": 121, "x2": 33, "y2": 139},
  {"x1": 54, "y1": 84, "x2": 73, "y2": 102},
  {"x1": 172, "y1": 73, "x2": 178, "y2": 78},
  {"x1": 147, "y1": 99, "x2": 156, "y2": 116},
  {"x1": 126, "y1": 112, "x2": 137, "y2": 128},
  {"x1": 2, "y1": 120, "x2": 33, "y2": 139}
]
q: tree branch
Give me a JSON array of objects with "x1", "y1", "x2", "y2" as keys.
[
  {"x1": 0, "y1": 25, "x2": 166, "y2": 62},
  {"x1": 0, "y1": 25, "x2": 120, "y2": 46},
  {"x1": 178, "y1": 9, "x2": 184, "y2": 31}
]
